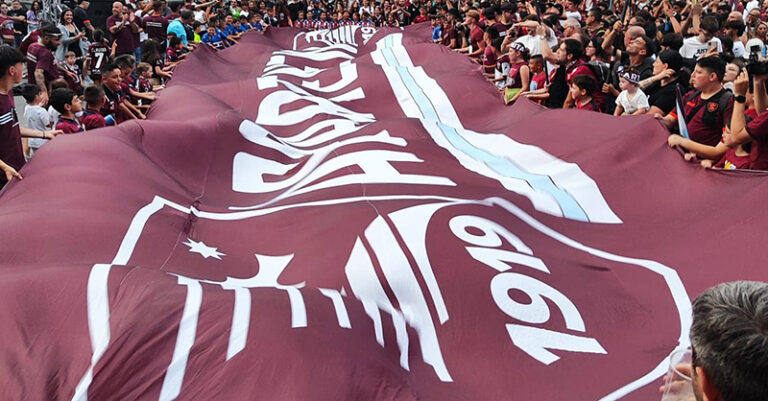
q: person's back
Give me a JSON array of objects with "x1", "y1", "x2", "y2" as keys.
[{"x1": 689, "y1": 281, "x2": 768, "y2": 401}]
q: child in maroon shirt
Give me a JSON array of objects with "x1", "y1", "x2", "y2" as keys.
[
  {"x1": 49, "y1": 88, "x2": 83, "y2": 134},
  {"x1": 568, "y1": 75, "x2": 599, "y2": 112},
  {"x1": 80, "y1": 85, "x2": 107, "y2": 130}
]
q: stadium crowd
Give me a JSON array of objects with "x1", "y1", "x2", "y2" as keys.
[
  {"x1": 439, "y1": 0, "x2": 768, "y2": 172},
  {"x1": 0, "y1": 2, "x2": 763, "y2": 400},
  {"x1": 0, "y1": 0, "x2": 767, "y2": 182}
]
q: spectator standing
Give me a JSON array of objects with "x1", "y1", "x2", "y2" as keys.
[
  {"x1": 167, "y1": 9, "x2": 195, "y2": 47},
  {"x1": 679, "y1": 16, "x2": 723, "y2": 62},
  {"x1": 0, "y1": 46, "x2": 60, "y2": 189},
  {"x1": 56, "y1": 9, "x2": 88, "y2": 62},
  {"x1": 725, "y1": 70, "x2": 768, "y2": 169},
  {"x1": 25, "y1": 1, "x2": 41, "y2": 34},
  {"x1": 8, "y1": 0, "x2": 26, "y2": 47},
  {"x1": 143, "y1": 1, "x2": 169, "y2": 46},
  {"x1": 73, "y1": 0, "x2": 95, "y2": 41},
  {"x1": 0, "y1": 3, "x2": 17, "y2": 46},
  {"x1": 27, "y1": 24, "x2": 63, "y2": 95},
  {"x1": 659, "y1": 57, "x2": 733, "y2": 148},
  {"x1": 107, "y1": 1, "x2": 140, "y2": 56}
]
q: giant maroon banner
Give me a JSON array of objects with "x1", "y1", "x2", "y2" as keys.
[{"x1": 0, "y1": 24, "x2": 766, "y2": 401}]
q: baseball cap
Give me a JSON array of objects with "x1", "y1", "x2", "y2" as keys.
[{"x1": 620, "y1": 71, "x2": 640, "y2": 85}]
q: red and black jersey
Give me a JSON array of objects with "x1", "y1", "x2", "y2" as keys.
[
  {"x1": 81, "y1": 110, "x2": 107, "y2": 130},
  {"x1": 55, "y1": 117, "x2": 83, "y2": 134},
  {"x1": 102, "y1": 85, "x2": 125, "y2": 123},
  {"x1": 86, "y1": 43, "x2": 110, "y2": 80}
]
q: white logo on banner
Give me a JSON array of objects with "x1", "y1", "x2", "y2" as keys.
[{"x1": 71, "y1": 27, "x2": 691, "y2": 401}]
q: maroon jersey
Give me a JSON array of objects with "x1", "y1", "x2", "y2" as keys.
[
  {"x1": 61, "y1": 62, "x2": 83, "y2": 92},
  {"x1": 55, "y1": 117, "x2": 83, "y2": 134},
  {"x1": 86, "y1": 43, "x2": 110, "y2": 80},
  {"x1": 714, "y1": 148, "x2": 750, "y2": 169},
  {"x1": 26, "y1": 42, "x2": 59, "y2": 88},
  {"x1": 681, "y1": 90, "x2": 733, "y2": 147},
  {"x1": 142, "y1": 15, "x2": 169, "y2": 43},
  {"x1": 137, "y1": 77, "x2": 153, "y2": 93},
  {"x1": 0, "y1": 93, "x2": 22, "y2": 188},
  {"x1": 746, "y1": 109, "x2": 768, "y2": 170},
  {"x1": 102, "y1": 85, "x2": 125, "y2": 123},
  {"x1": 19, "y1": 29, "x2": 40, "y2": 57},
  {"x1": 507, "y1": 61, "x2": 528, "y2": 89},
  {"x1": 576, "y1": 98, "x2": 599, "y2": 112},
  {"x1": 166, "y1": 47, "x2": 181, "y2": 63},
  {"x1": 81, "y1": 110, "x2": 107, "y2": 130}
]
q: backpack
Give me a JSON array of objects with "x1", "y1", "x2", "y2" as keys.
[
  {"x1": 576, "y1": 60, "x2": 611, "y2": 86},
  {"x1": 682, "y1": 89, "x2": 733, "y2": 127}
]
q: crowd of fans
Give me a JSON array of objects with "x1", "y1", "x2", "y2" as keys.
[
  {"x1": 439, "y1": 0, "x2": 768, "y2": 171},
  {"x1": 1, "y1": 0, "x2": 768, "y2": 185}
]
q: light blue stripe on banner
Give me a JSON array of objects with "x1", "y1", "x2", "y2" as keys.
[
  {"x1": 379, "y1": 35, "x2": 588, "y2": 221},
  {"x1": 437, "y1": 123, "x2": 587, "y2": 220}
]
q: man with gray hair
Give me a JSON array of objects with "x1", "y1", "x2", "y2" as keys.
[
  {"x1": 688, "y1": 281, "x2": 768, "y2": 401},
  {"x1": 562, "y1": 18, "x2": 581, "y2": 39}
]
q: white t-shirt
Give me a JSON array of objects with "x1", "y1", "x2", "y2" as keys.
[
  {"x1": 24, "y1": 104, "x2": 50, "y2": 149},
  {"x1": 733, "y1": 40, "x2": 746, "y2": 58},
  {"x1": 494, "y1": 58, "x2": 511, "y2": 90},
  {"x1": 679, "y1": 36, "x2": 723, "y2": 59},
  {"x1": 513, "y1": 30, "x2": 557, "y2": 73},
  {"x1": 565, "y1": 11, "x2": 581, "y2": 20},
  {"x1": 615, "y1": 88, "x2": 649, "y2": 115}
]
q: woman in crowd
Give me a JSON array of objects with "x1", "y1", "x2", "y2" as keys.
[{"x1": 56, "y1": 8, "x2": 88, "y2": 62}]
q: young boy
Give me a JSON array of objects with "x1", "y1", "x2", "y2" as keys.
[
  {"x1": 80, "y1": 85, "x2": 108, "y2": 130},
  {"x1": 667, "y1": 126, "x2": 751, "y2": 170},
  {"x1": 614, "y1": 71, "x2": 649, "y2": 116},
  {"x1": 21, "y1": 84, "x2": 50, "y2": 155},
  {"x1": 568, "y1": 75, "x2": 599, "y2": 111},
  {"x1": 46, "y1": 79, "x2": 69, "y2": 129},
  {"x1": 528, "y1": 55, "x2": 546, "y2": 91},
  {"x1": 49, "y1": 87, "x2": 83, "y2": 134},
  {"x1": 60, "y1": 51, "x2": 83, "y2": 94},
  {"x1": 202, "y1": 24, "x2": 228, "y2": 49}
]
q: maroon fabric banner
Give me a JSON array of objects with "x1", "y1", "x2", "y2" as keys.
[{"x1": 1, "y1": 24, "x2": 766, "y2": 401}]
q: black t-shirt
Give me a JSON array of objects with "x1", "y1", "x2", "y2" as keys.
[
  {"x1": 7, "y1": 8, "x2": 25, "y2": 34},
  {"x1": 73, "y1": 6, "x2": 90, "y2": 32},
  {"x1": 646, "y1": 80, "x2": 678, "y2": 114},
  {"x1": 547, "y1": 65, "x2": 568, "y2": 109},
  {"x1": 287, "y1": 2, "x2": 306, "y2": 21}
]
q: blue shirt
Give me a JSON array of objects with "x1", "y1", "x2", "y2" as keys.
[
  {"x1": 202, "y1": 32, "x2": 227, "y2": 49},
  {"x1": 167, "y1": 19, "x2": 188, "y2": 45},
  {"x1": 224, "y1": 24, "x2": 238, "y2": 36},
  {"x1": 432, "y1": 26, "x2": 441, "y2": 40}
]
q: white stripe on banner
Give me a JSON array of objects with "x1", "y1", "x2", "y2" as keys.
[
  {"x1": 225, "y1": 287, "x2": 251, "y2": 360},
  {"x1": 158, "y1": 276, "x2": 203, "y2": 401},
  {"x1": 319, "y1": 288, "x2": 352, "y2": 329},
  {"x1": 70, "y1": 264, "x2": 112, "y2": 401},
  {"x1": 371, "y1": 33, "x2": 621, "y2": 224}
]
